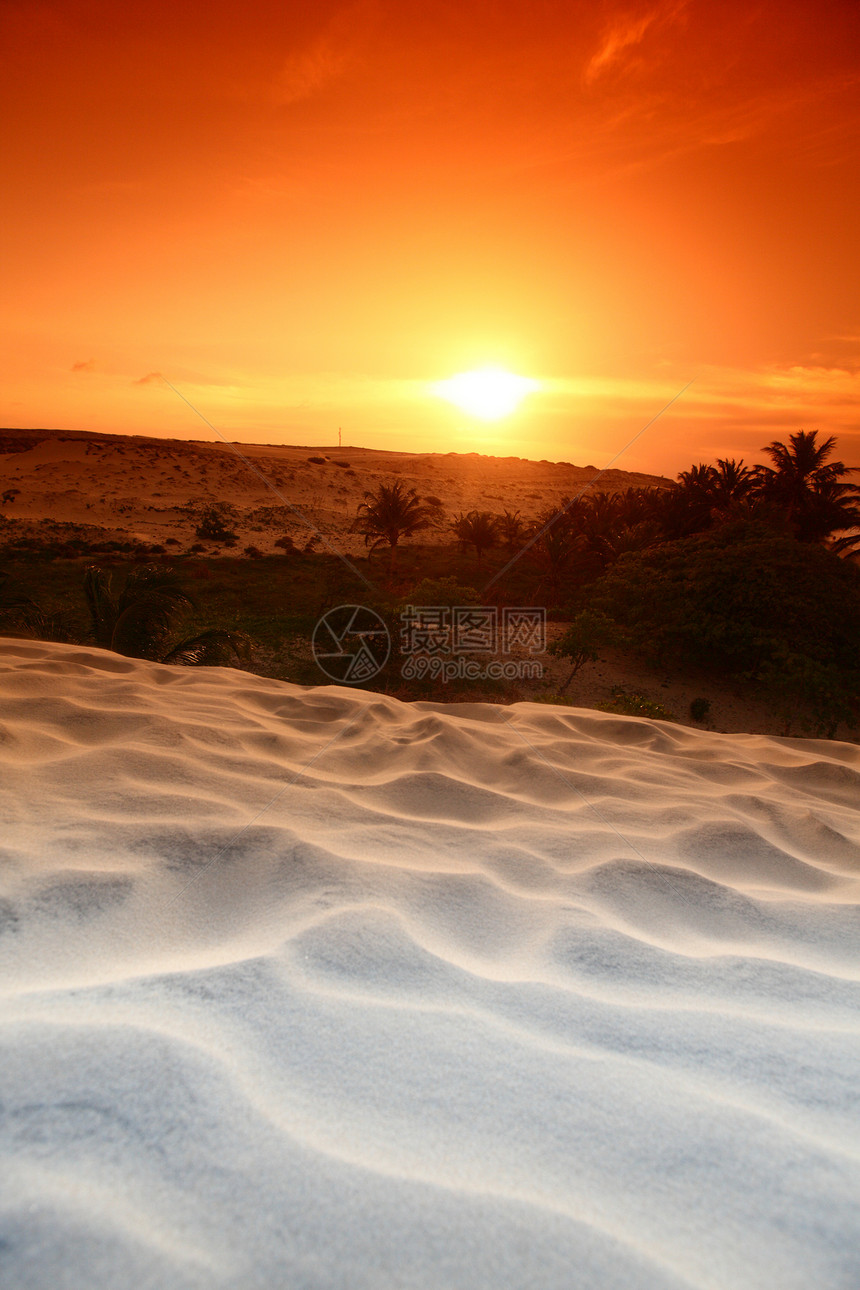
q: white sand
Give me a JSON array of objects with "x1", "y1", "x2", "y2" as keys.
[{"x1": 1, "y1": 637, "x2": 859, "y2": 1289}]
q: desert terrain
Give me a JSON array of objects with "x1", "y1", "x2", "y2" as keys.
[
  {"x1": 0, "y1": 427, "x2": 854, "y2": 742},
  {"x1": 0, "y1": 426, "x2": 669, "y2": 555}
]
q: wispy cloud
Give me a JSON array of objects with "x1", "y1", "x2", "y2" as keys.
[
  {"x1": 271, "y1": 3, "x2": 370, "y2": 106},
  {"x1": 274, "y1": 41, "x2": 351, "y2": 105},
  {"x1": 584, "y1": 2, "x2": 687, "y2": 85},
  {"x1": 71, "y1": 359, "x2": 97, "y2": 373},
  {"x1": 133, "y1": 368, "x2": 244, "y2": 390}
]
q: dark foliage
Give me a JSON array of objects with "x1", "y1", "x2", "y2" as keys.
[
  {"x1": 593, "y1": 520, "x2": 860, "y2": 734},
  {"x1": 192, "y1": 502, "x2": 239, "y2": 543},
  {"x1": 548, "y1": 609, "x2": 615, "y2": 692},
  {"x1": 352, "y1": 482, "x2": 438, "y2": 565},
  {"x1": 83, "y1": 564, "x2": 250, "y2": 666},
  {"x1": 450, "y1": 510, "x2": 500, "y2": 561}
]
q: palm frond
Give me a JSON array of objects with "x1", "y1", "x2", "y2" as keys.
[
  {"x1": 117, "y1": 565, "x2": 196, "y2": 616},
  {"x1": 160, "y1": 630, "x2": 252, "y2": 667},
  {"x1": 110, "y1": 597, "x2": 184, "y2": 659}
]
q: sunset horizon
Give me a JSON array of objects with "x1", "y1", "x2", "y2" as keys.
[{"x1": 3, "y1": 1, "x2": 858, "y2": 478}]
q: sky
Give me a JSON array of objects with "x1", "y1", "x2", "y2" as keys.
[{"x1": 2, "y1": 0, "x2": 859, "y2": 476}]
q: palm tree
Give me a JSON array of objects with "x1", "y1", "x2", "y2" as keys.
[
  {"x1": 450, "y1": 510, "x2": 500, "y2": 563},
  {"x1": 499, "y1": 509, "x2": 525, "y2": 551},
  {"x1": 711, "y1": 458, "x2": 755, "y2": 507},
  {"x1": 674, "y1": 463, "x2": 719, "y2": 533},
  {"x1": 84, "y1": 565, "x2": 250, "y2": 665},
  {"x1": 754, "y1": 430, "x2": 860, "y2": 546},
  {"x1": 525, "y1": 502, "x2": 585, "y2": 603},
  {"x1": 352, "y1": 482, "x2": 436, "y2": 568}
]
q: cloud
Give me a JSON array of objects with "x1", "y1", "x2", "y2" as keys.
[
  {"x1": 72, "y1": 359, "x2": 97, "y2": 373},
  {"x1": 584, "y1": 1, "x2": 687, "y2": 85},
  {"x1": 274, "y1": 42, "x2": 351, "y2": 105},
  {"x1": 134, "y1": 371, "x2": 164, "y2": 385},
  {"x1": 271, "y1": 3, "x2": 370, "y2": 107}
]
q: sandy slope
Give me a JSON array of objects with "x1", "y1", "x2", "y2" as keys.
[
  {"x1": 1, "y1": 637, "x2": 859, "y2": 1289},
  {"x1": 0, "y1": 427, "x2": 670, "y2": 553}
]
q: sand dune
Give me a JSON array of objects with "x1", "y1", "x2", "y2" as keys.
[
  {"x1": 1, "y1": 637, "x2": 859, "y2": 1288},
  {"x1": 0, "y1": 427, "x2": 671, "y2": 553}
]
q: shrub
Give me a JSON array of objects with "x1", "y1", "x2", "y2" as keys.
[
  {"x1": 597, "y1": 687, "x2": 678, "y2": 722},
  {"x1": 194, "y1": 502, "x2": 238, "y2": 542},
  {"x1": 593, "y1": 519, "x2": 860, "y2": 733},
  {"x1": 548, "y1": 610, "x2": 614, "y2": 692}
]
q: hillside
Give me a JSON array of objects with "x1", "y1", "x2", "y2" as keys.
[{"x1": 0, "y1": 427, "x2": 671, "y2": 555}]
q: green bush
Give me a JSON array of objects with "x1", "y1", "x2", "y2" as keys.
[
  {"x1": 548, "y1": 609, "x2": 614, "y2": 691},
  {"x1": 593, "y1": 519, "x2": 860, "y2": 734},
  {"x1": 597, "y1": 687, "x2": 678, "y2": 722}
]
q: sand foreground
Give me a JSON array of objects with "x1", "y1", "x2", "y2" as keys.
[{"x1": 1, "y1": 638, "x2": 859, "y2": 1288}]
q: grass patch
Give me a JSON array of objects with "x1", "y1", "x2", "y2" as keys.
[{"x1": 596, "y1": 686, "x2": 678, "y2": 722}]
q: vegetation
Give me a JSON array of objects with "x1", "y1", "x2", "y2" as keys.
[
  {"x1": 189, "y1": 501, "x2": 240, "y2": 544},
  {"x1": 0, "y1": 569, "x2": 48, "y2": 636},
  {"x1": 592, "y1": 520, "x2": 860, "y2": 735},
  {"x1": 450, "y1": 510, "x2": 500, "y2": 562},
  {"x1": 596, "y1": 687, "x2": 678, "y2": 722},
  {"x1": 548, "y1": 610, "x2": 614, "y2": 692},
  {"x1": 1, "y1": 427, "x2": 858, "y2": 735},
  {"x1": 83, "y1": 565, "x2": 250, "y2": 665},
  {"x1": 754, "y1": 430, "x2": 860, "y2": 550},
  {"x1": 352, "y1": 482, "x2": 439, "y2": 568}
]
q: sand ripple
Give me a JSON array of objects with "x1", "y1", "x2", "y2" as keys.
[{"x1": 1, "y1": 638, "x2": 859, "y2": 1289}]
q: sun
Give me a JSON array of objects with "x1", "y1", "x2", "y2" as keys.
[{"x1": 432, "y1": 366, "x2": 539, "y2": 420}]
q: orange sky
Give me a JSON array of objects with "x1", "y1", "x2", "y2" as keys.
[{"x1": 2, "y1": 0, "x2": 859, "y2": 475}]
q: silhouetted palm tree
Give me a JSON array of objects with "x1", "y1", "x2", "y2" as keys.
[
  {"x1": 84, "y1": 565, "x2": 250, "y2": 665},
  {"x1": 352, "y1": 482, "x2": 436, "y2": 568},
  {"x1": 674, "y1": 463, "x2": 720, "y2": 532},
  {"x1": 499, "y1": 509, "x2": 525, "y2": 551},
  {"x1": 754, "y1": 430, "x2": 860, "y2": 546},
  {"x1": 450, "y1": 510, "x2": 500, "y2": 563},
  {"x1": 711, "y1": 458, "x2": 756, "y2": 507},
  {"x1": 525, "y1": 502, "x2": 585, "y2": 602}
]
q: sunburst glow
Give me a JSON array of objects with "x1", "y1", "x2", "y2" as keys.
[{"x1": 432, "y1": 366, "x2": 540, "y2": 421}]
